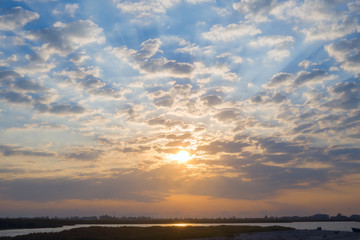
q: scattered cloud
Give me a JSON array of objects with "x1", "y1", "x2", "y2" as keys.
[
  {"x1": 0, "y1": 7, "x2": 39, "y2": 31},
  {"x1": 203, "y1": 22, "x2": 261, "y2": 42}
]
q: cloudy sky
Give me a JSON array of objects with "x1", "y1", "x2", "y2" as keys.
[{"x1": 0, "y1": 0, "x2": 360, "y2": 218}]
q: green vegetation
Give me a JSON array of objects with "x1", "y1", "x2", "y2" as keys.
[{"x1": 0, "y1": 225, "x2": 293, "y2": 240}]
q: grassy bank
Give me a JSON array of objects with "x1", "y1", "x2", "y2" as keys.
[{"x1": 0, "y1": 225, "x2": 293, "y2": 240}]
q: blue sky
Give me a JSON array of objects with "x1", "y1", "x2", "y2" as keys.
[{"x1": 0, "y1": 0, "x2": 360, "y2": 218}]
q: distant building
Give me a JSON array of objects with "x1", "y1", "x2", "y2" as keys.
[
  {"x1": 311, "y1": 214, "x2": 330, "y2": 220},
  {"x1": 80, "y1": 216, "x2": 98, "y2": 220},
  {"x1": 99, "y1": 215, "x2": 117, "y2": 220}
]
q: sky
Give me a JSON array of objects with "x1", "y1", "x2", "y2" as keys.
[{"x1": 0, "y1": 0, "x2": 360, "y2": 218}]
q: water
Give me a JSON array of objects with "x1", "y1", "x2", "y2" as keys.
[{"x1": 0, "y1": 221, "x2": 359, "y2": 237}]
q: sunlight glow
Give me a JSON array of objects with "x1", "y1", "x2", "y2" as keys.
[{"x1": 169, "y1": 150, "x2": 192, "y2": 163}]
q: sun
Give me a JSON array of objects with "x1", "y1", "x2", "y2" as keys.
[{"x1": 170, "y1": 150, "x2": 192, "y2": 163}]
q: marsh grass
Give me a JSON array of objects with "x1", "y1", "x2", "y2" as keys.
[{"x1": 0, "y1": 225, "x2": 293, "y2": 240}]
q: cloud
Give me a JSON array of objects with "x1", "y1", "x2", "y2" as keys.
[
  {"x1": 0, "y1": 7, "x2": 39, "y2": 31},
  {"x1": 114, "y1": 0, "x2": 180, "y2": 19},
  {"x1": 14, "y1": 79, "x2": 46, "y2": 92},
  {"x1": 0, "y1": 91, "x2": 32, "y2": 104},
  {"x1": 147, "y1": 117, "x2": 184, "y2": 128},
  {"x1": 298, "y1": 60, "x2": 312, "y2": 69},
  {"x1": 249, "y1": 35, "x2": 294, "y2": 61},
  {"x1": 65, "y1": 3, "x2": 79, "y2": 17},
  {"x1": 36, "y1": 103, "x2": 87, "y2": 115},
  {"x1": 62, "y1": 149, "x2": 102, "y2": 161},
  {"x1": 300, "y1": 16, "x2": 359, "y2": 42},
  {"x1": 294, "y1": 69, "x2": 336, "y2": 87},
  {"x1": 9, "y1": 122, "x2": 68, "y2": 131},
  {"x1": 0, "y1": 145, "x2": 56, "y2": 157},
  {"x1": 25, "y1": 20, "x2": 105, "y2": 60},
  {"x1": 270, "y1": 0, "x2": 360, "y2": 41},
  {"x1": 266, "y1": 72, "x2": 293, "y2": 88},
  {"x1": 112, "y1": 39, "x2": 194, "y2": 78},
  {"x1": 186, "y1": 0, "x2": 214, "y2": 4},
  {"x1": 325, "y1": 38, "x2": 360, "y2": 74},
  {"x1": 213, "y1": 109, "x2": 240, "y2": 122},
  {"x1": 202, "y1": 22, "x2": 261, "y2": 42},
  {"x1": 154, "y1": 96, "x2": 174, "y2": 107},
  {"x1": 323, "y1": 80, "x2": 360, "y2": 110},
  {"x1": 201, "y1": 95, "x2": 223, "y2": 106},
  {"x1": 233, "y1": 0, "x2": 278, "y2": 23},
  {"x1": 197, "y1": 139, "x2": 249, "y2": 154}
]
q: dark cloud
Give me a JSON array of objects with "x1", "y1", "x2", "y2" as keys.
[
  {"x1": 323, "y1": 80, "x2": 360, "y2": 110},
  {"x1": 294, "y1": 69, "x2": 334, "y2": 86},
  {"x1": 36, "y1": 103, "x2": 86, "y2": 114},
  {"x1": 257, "y1": 137, "x2": 303, "y2": 154},
  {"x1": 293, "y1": 122, "x2": 315, "y2": 133},
  {"x1": 0, "y1": 145, "x2": 56, "y2": 157},
  {"x1": 154, "y1": 96, "x2": 174, "y2": 107},
  {"x1": 197, "y1": 140, "x2": 249, "y2": 154},
  {"x1": 185, "y1": 162, "x2": 335, "y2": 200},
  {"x1": 0, "y1": 166, "x2": 183, "y2": 202},
  {"x1": 327, "y1": 148, "x2": 360, "y2": 160},
  {"x1": 0, "y1": 70, "x2": 21, "y2": 83},
  {"x1": 97, "y1": 137, "x2": 116, "y2": 145},
  {"x1": 122, "y1": 146, "x2": 151, "y2": 153},
  {"x1": 267, "y1": 72, "x2": 293, "y2": 87},
  {"x1": 27, "y1": 20, "x2": 105, "y2": 58},
  {"x1": 272, "y1": 92, "x2": 287, "y2": 103},
  {"x1": 0, "y1": 91, "x2": 32, "y2": 103},
  {"x1": 214, "y1": 109, "x2": 239, "y2": 122},
  {"x1": 88, "y1": 87, "x2": 122, "y2": 98},
  {"x1": 78, "y1": 76, "x2": 122, "y2": 98},
  {"x1": 147, "y1": 117, "x2": 184, "y2": 128},
  {"x1": 201, "y1": 95, "x2": 222, "y2": 106},
  {"x1": 139, "y1": 59, "x2": 194, "y2": 76},
  {"x1": 166, "y1": 133, "x2": 192, "y2": 140},
  {"x1": 326, "y1": 38, "x2": 360, "y2": 74},
  {"x1": 62, "y1": 149, "x2": 102, "y2": 161},
  {"x1": 251, "y1": 95, "x2": 263, "y2": 103},
  {"x1": 14, "y1": 79, "x2": 46, "y2": 91}
]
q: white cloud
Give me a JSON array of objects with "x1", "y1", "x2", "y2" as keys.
[
  {"x1": 217, "y1": 53, "x2": 243, "y2": 64},
  {"x1": 0, "y1": 6, "x2": 39, "y2": 31},
  {"x1": 0, "y1": 55, "x2": 18, "y2": 67},
  {"x1": 65, "y1": 3, "x2": 79, "y2": 17},
  {"x1": 300, "y1": 16, "x2": 360, "y2": 42},
  {"x1": 298, "y1": 60, "x2": 311, "y2": 69},
  {"x1": 249, "y1": 35, "x2": 294, "y2": 48},
  {"x1": 267, "y1": 48, "x2": 291, "y2": 61},
  {"x1": 0, "y1": 35, "x2": 25, "y2": 46},
  {"x1": 249, "y1": 35, "x2": 294, "y2": 61},
  {"x1": 203, "y1": 22, "x2": 261, "y2": 42},
  {"x1": 233, "y1": 0, "x2": 277, "y2": 23},
  {"x1": 186, "y1": 0, "x2": 214, "y2": 4},
  {"x1": 114, "y1": 0, "x2": 180, "y2": 19},
  {"x1": 270, "y1": 0, "x2": 360, "y2": 42}
]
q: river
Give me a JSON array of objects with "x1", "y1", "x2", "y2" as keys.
[{"x1": 0, "y1": 221, "x2": 359, "y2": 237}]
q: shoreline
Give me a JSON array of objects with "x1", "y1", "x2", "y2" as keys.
[{"x1": 190, "y1": 230, "x2": 360, "y2": 240}]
